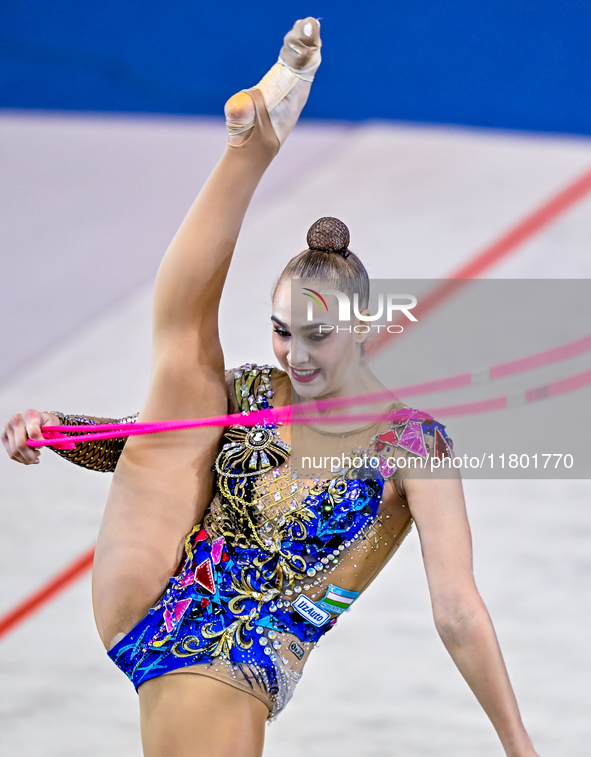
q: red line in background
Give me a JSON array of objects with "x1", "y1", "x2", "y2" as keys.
[
  {"x1": 0, "y1": 547, "x2": 95, "y2": 640},
  {"x1": 368, "y1": 165, "x2": 591, "y2": 354},
  {"x1": 450, "y1": 166, "x2": 591, "y2": 280},
  {"x1": 2, "y1": 165, "x2": 591, "y2": 642}
]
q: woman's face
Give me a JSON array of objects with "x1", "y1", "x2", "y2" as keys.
[{"x1": 271, "y1": 279, "x2": 365, "y2": 399}]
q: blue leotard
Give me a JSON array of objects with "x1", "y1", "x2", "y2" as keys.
[{"x1": 104, "y1": 364, "x2": 453, "y2": 719}]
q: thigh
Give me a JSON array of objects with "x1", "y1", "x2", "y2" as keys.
[
  {"x1": 139, "y1": 674, "x2": 268, "y2": 757},
  {"x1": 93, "y1": 348, "x2": 227, "y2": 649}
]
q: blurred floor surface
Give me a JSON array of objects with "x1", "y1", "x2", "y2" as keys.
[{"x1": 0, "y1": 111, "x2": 590, "y2": 756}]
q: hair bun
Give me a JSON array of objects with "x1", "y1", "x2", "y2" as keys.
[{"x1": 306, "y1": 217, "x2": 350, "y2": 255}]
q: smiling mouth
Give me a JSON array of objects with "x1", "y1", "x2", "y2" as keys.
[{"x1": 290, "y1": 367, "x2": 321, "y2": 383}]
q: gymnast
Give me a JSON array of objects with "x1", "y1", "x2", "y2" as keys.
[{"x1": 2, "y1": 18, "x2": 540, "y2": 757}]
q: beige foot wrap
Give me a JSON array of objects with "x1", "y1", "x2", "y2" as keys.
[{"x1": 226, "y1": 17, "x2": 322, "y2": 146}]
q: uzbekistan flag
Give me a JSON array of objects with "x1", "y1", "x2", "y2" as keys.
[{"x1": 317, "y1": 585, "x2": 360, "y2": 615}]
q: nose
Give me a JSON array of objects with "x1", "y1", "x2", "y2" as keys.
[{"x1": 288, "y1": 337, "x2": 310, "y2": 366}]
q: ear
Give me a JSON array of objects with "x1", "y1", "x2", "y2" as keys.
[{"x1": 354, "y1": 310, "x2": 373, "y2": 346}]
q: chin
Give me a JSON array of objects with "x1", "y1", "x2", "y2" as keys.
[{"x1": 290, "y1": 376, "x2": 328, "y2": 400}]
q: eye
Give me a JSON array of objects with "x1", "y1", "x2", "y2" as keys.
[
  {"x1": 308, "y1": 330, "x2": 331, "y2": 342},
  {"x1": 274, "y1": 327, "x2": 291, "y2": 338}
]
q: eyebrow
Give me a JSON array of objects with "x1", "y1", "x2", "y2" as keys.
[{"x1": 271, "y1": 316, "x2": 333, "y2": 331}]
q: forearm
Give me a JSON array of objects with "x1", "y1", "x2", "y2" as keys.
[
  {"x1": 435, "y1": 599, "x2": 536, "y2": 757},
  {"x1": 50, "y1": 411, "x2": 138, "y2": 472}
]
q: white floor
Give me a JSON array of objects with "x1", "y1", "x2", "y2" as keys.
[{"x1": 0, "y1": 111, "x2": 590, "y2": 756}]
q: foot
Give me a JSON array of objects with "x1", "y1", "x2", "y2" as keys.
[{"x1": 225, "y1": 17, "x2": 322, "y2": 147}]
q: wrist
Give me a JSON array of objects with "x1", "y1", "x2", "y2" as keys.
[
  {"x1": 44, "y1": 411, "x2": 64, "y2": 426},
  {"x1": 503, "y1": 732, "x2": 537, "y2": 757}
]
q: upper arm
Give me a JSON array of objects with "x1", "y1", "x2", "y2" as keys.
[
  {"x1": 376, "y1": 410, "x2": 480, "y2": 619},
  {"x1": 404, "y1": 473, "x2": 477, "y2": 616}
]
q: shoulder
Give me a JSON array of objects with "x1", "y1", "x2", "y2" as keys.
[
  {"x1": 371, "y1": 407, "x2": 453, "y2": 478},
  {"x1": 224, "y1": 363, "x2": 288, "y2": 412},
  {"x1": 391, "y1": 408, "x2": 453, "y2": 459}
]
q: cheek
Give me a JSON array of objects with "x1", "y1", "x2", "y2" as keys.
[
  {"x1": 272, "y1": 332, "x2": 289, "y2": 367},
  {"x1": 315, "y1": 334, "x2": 357, "y2": 370}
]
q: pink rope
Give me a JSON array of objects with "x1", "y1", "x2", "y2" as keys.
[
  {"x1": 30, "y1": 407, "x2": 429, "y2": 449},
  {"x1": 239, "y1": 332, "x2": 589, "y2": 418},
  {"x1": 490, "y1": 333, "x2": 591, "y2": 380},
  {"x1": 27, "y1": 333, "x2": 591, "y2": 449},
  {"x1": 29, "y1": 368, "x2": 591, "y2": 449},
  {"x1": 30, "y1": 406, "x2": 291, "y2": 449},
  {"x1": 424, "y1": 369, "x2": 591, "y2": 418}
]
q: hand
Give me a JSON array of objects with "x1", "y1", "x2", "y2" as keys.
[{"x1": 1, "y1": 409, "x2": 60, "y2": 465}]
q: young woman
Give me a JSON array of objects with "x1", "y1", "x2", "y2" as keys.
[{"x1": 2, "y1": 18, "x2": 540, "y2": 757}]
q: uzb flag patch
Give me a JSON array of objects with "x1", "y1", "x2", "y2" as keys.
[{"x1": 316, "y1": 585, "x2": 360, "y2": 615}]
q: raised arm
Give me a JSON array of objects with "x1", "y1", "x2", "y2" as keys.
[{"x1": 404, "y1": 475, "x2": 540, "y2": 757}]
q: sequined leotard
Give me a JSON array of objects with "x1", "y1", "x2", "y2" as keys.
[{"x1": 53, "y1": 364, "x2": 453, "y2": 719}]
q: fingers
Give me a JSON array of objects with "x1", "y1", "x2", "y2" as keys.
[
  {"x1": 24, "y1": 407, "x2": 45, "y2": 441},
  {"x1": 2, "y1": 412, "x2": 42, "y2": 465},
  {"x1": 14, "y1": 413, "x2": 41, "y2": 463}
]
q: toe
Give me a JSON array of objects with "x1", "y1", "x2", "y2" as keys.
[
  {"x1": 280, "y1": 18, "x2": 321, "y2": 70},
  {"x1": 298, "y1": 17, "x2": 321, "y2": 47}
]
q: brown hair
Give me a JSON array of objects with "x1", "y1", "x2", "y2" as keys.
[{"x1": 273, "y1": 217, "x2": 370, "y2": 309}]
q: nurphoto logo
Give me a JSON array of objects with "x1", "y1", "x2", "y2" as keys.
[{"x1": 305, "y1": 289, "x2": 418, "y2": 334}]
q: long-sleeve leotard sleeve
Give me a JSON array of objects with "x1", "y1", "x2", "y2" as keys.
[{"x1": 49, "y1": 412, "x2": 138, "y2": 473}]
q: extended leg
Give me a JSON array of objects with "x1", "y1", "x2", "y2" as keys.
[{"x1": 92, "y1": 19, "x2": 322, "y2": 652}]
